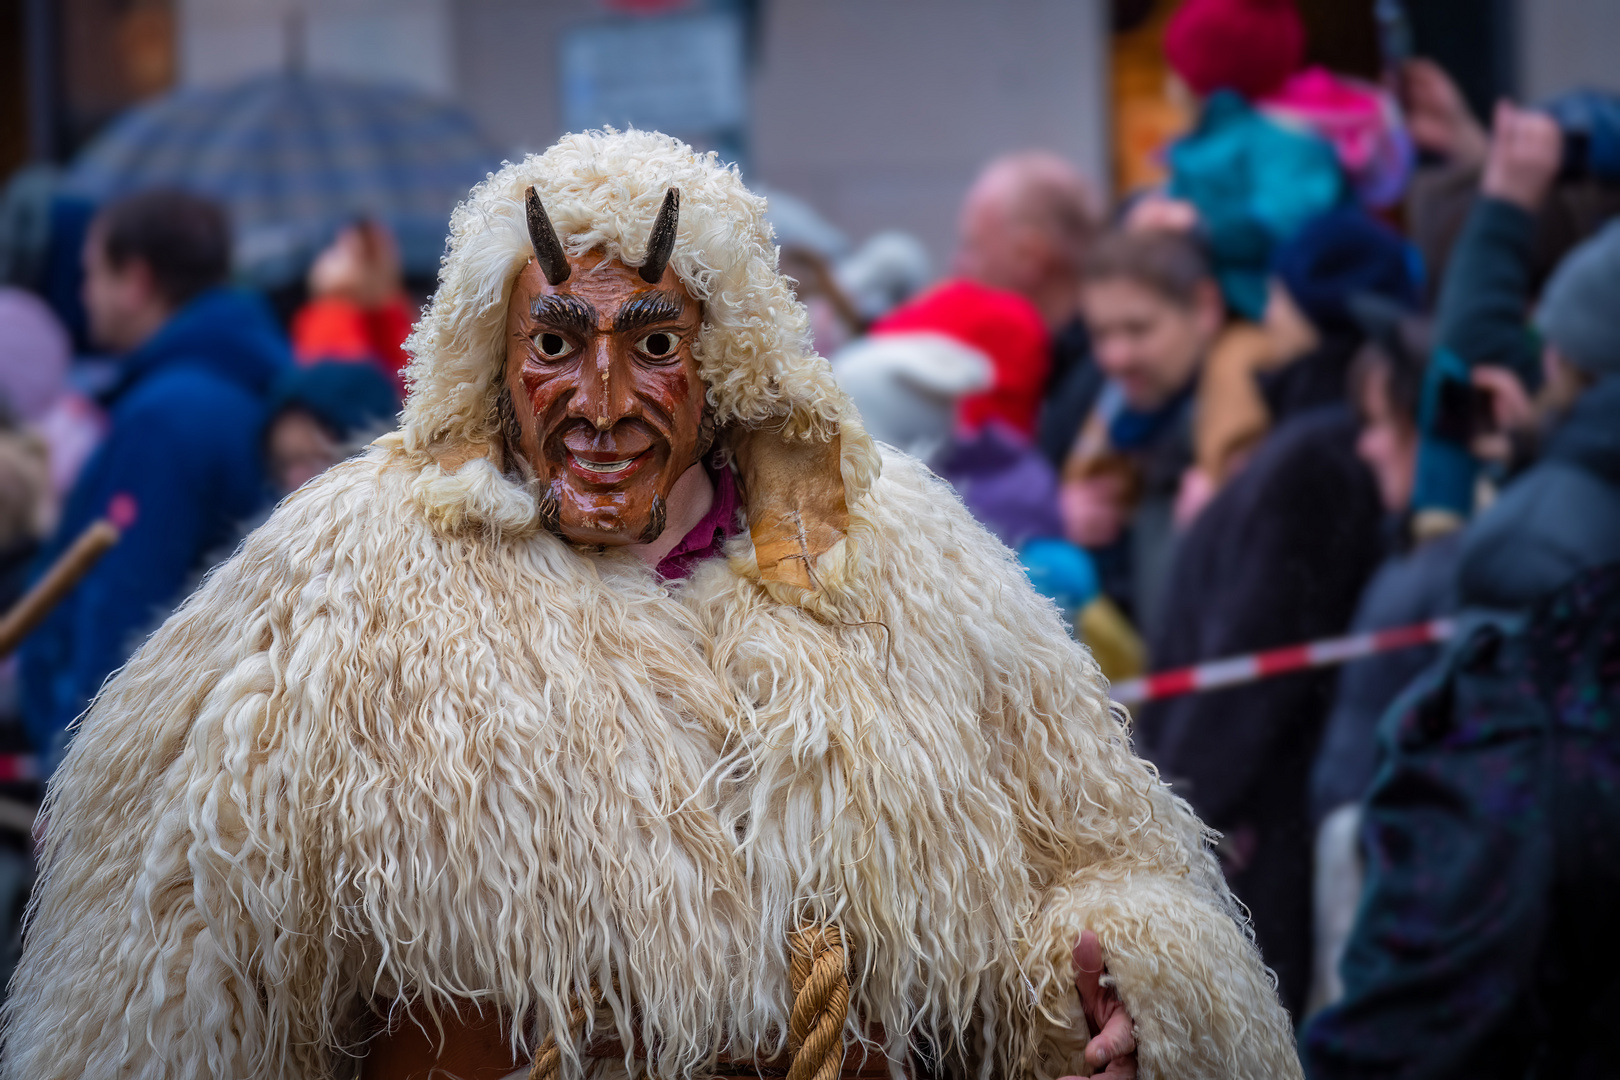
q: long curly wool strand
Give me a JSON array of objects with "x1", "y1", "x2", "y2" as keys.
[{"x1": 0, "y1": 130, "x2": 1300, "y2": 1080}]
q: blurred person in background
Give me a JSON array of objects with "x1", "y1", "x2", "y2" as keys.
[
  {"x1": 834, "y1": 274, "x2": 1062, "y2": 550},
  {"x1": 19, "y1": 189, "x2": 290, "y2": 770},
  {"x1": 182, "y1": 361, "x2": 402, "y2": 615},
  {"x1": 1411, "y1": 98, "x2": 1620, "y2": 537},
  {"x1": 264, "y1": 361, "x2": 402, "y2": 497},
  {"x1": 1190, "y1": 208, "x2": 1423, "y2": 509},
  {"x1": 1442, "y1": 220, "x2": 1620, "y2": 618},
  {"x1": 1140, "y1": 0, "x2": 1344, "y2": 324},
  {"x1": 950, "y1": 152, "x2": 1103, "y2": 466},
  {"x1": 1136, "y1": 415, "x2": 1382, "y2": 1022},
  {"x1": 1301, "y1": 562, "x2": 1620, "y2": 1079},
  {"x1": 1059, "y1": 229, "x2": 1221, "y2": 639},
  {"x1": 291, "y1": 219, "x2": 414, "y2": 394},
  {"x1": 0, "y1": 288, "x2": 102, "y2": 513},
  {"x1": 1399, "y1": 58, "x2": 1492, "y2": 306},
  {"x1": 1400, "y1": 58, "x2": 1620, "y2": 311},
  {"x1": 781, "y1": 231, "x2": 932, "y2": 358},
  {"x1": 1301, "y1": 172, "x2": 1620, "y2": 1079},
  {"x1": 832, "y1": 253, "x2": 1108, "y2": 673},
  {"x1": 1129, "y1": 0, "x2": 1357, "y2": 520},
  {"x1": 838, "y1": 151, "x2": 1104, "y2": 623},
  {"x1": 1133, "y1": 211, "x2": 1422, "y2": 1019},
  {"x1": 865, "y1": 275, "x2": 1051, "y2": 442},
  {"x1": 0, "y1": 292, "x2": 100, "y2": 729},
  {"x1": 1259, "y1": 66, "x2": 1412, "y2": 212},
  {"x1": 1304, "y1": 312, "x2": 1461, "y2": 1015},
  {"x1": 0, "y1": 290, "x2": 94, "y2": 973},
  {"x1": 0, "y1": 167, "x2": 99, "y2": 355}
]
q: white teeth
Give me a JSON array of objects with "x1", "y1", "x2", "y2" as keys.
[{"x1": 573, "y1": 455, "x2": 635, "y2": 473}]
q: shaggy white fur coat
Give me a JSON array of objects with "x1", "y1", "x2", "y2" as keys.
[{"x1": 0, "y1": 132, "x2": 1301, "y2": 1080}]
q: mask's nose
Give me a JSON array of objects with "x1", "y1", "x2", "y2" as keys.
[{"x1": 572, "y1": 337, "x2": 638, "y2": 432}]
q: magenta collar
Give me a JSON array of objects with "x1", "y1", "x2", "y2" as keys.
[{"x1": 655, "y1": 461, "x2": 742, "y2": 581}]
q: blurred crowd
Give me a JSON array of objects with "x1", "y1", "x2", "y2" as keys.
[
  {"x1": 825, "y1": 0, "x2": 1620, "y2": 1072},
  {"x1": 0, "y1": 0, "x2": 1618, "y2": 1070}
]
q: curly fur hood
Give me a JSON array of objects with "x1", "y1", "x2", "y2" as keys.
[{"x1": 395, "y1": 128, "x2": 878, "y2": 550}]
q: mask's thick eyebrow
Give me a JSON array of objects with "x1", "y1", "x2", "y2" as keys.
[
  {"x1": 528, "y1": 294, "x2": 595, "y2": 338},
  {"x1": 613, "y1": 290, "x2": 689, "y2": 335}
]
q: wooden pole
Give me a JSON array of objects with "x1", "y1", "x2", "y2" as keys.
[{"x1": 0, "y1": 519, "x2": 120, "y2": 660}]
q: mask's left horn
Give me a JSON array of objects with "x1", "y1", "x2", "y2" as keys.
[
  {"x1": 638, "y1": 187, "x2": 680, "y2": 284},
  {"x1": 526, "y1": 186, "x2": 571, "y2": 286}
]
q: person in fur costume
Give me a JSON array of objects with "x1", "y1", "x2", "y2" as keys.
[{"x1": 0, "y1": 130, "x2": 1300, "y2": 1080}]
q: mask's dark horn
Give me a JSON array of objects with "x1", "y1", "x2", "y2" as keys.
[
  {"x1": 525, "y1": 187, "x2": 570, "y2": 286},
  {"x1": 638, "y1": 187, "x2": 680, "y2": 284}
]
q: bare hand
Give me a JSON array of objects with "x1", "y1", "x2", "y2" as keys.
[
  {"x1": 1173, "y1": 465, "x2": 1217, "y2": 530},
  {"x1": 1125, "y1": 194, "x2": 1200, "y2": 235},
  {"x1": 1467, "y1": 365, "x2": 1534, "y2": 463},
  {"x1": 1067, "y1": 930, "x2": 1137, "y2": 1078},
  {"x1": 1060, "y1": 474, "x2": 1131, "y2": 549},
  {"x1": 1400, "y1": 59, "x2": 1488, "y2": 165},
  {"x1": 308, "y1": 220, "x2": 404, "y2": 307},
  {"x1": 1471, "y1": 365, "x2": 1534, "y2": 432},
  {"x1": 1481, "y1": 101, "x2": 1563, "y2": 212}
]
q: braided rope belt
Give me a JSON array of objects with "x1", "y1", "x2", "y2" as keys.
[
  {"x1": 787, "y1": 925, "x2": 850, "y2": 1080},
  {"x1": 528, "y1": 984, "x2": 604, "y2": 1080},
  {"x1": 527, "y1": 926, "x2": 851, "y2": 1080}
]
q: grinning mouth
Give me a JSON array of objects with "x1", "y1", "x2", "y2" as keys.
[
  {"x1": 571, "y1": 454, "x2": 638, "y2": 473},
  {"x1": 555, "y1": 420, "x2": 661, "y2": 484},
  {"x1": 564, "y1": 448, "x2": 653, "y2": 483}
]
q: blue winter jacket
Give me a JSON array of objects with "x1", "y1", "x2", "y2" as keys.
[
  {"x1": 20, "y1": 288, "x2": 290, "y2": 764},
  {"x1": 1167, "y1": 91, "x2": 1345, "y2": 320}
]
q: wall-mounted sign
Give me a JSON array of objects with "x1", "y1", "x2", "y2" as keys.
[{"x1": 560, "y1": 12, "x2": 746, "y2": 140}]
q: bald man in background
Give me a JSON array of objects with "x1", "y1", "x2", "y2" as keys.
[{"x1": 952, "y1": 152, "x2": 1104, "y2": 465}]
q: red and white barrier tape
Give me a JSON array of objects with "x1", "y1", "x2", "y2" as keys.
[{"x1": 1110, "y1": 619, "x2": 1455, "y2": 708}]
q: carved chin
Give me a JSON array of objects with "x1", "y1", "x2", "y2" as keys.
[{"x1": 536, "y1": 484, "x2": 668, "y2": 547}]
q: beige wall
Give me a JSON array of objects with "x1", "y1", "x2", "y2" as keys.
[
  {"x1": 453, "y1": 0, "x2": 1110, "y2": 270},
  {"x1": 748, "y1": 0, "x2": 1109, "y2": 268},
  {"x1": 1520, "y1": 0, "x2": 1620, "y2": 102},
  {"x1": 179, "y1": 0, "x2": 456, "y2": 97}
]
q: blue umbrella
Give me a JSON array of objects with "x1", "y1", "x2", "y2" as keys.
[{"x1": 66, "y1": 72, "x2": 504, "y2": 285}]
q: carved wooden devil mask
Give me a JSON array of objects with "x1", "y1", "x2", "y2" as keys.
[{"x1": 502, "y1": 187, "x2": 713, "y2": 546}]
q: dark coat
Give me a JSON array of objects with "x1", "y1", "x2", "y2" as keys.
[
  {"x1": 1036, "y1": 316, "x2": 1102, "y2": 469},
  {"x1": 1309, "y1": 530, "x2": 1463, "y2": 825},
  {"x1": 1312, "y1": 376, "x2": 1620, "y2": 836},
  {"x1": 20, "y1": 288, "x2": 289, "y2": 764},
  {"x1": 1455, "y1": 376, "x2": 1620, "y2": 612},
  {"x1": 1301, "y1": 562, "x2": 1620, "y2": 1080},
  {"x1": 1136, "y1": 406, "x2": 1384, "y2": 1016}
]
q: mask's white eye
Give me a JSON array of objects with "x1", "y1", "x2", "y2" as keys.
[
  {"x1": 636, "y1": 331, "x2": 681, "y2": 360},
  {"x1": 531, "y1": 331, "x2": 575, "y2": 360}
]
